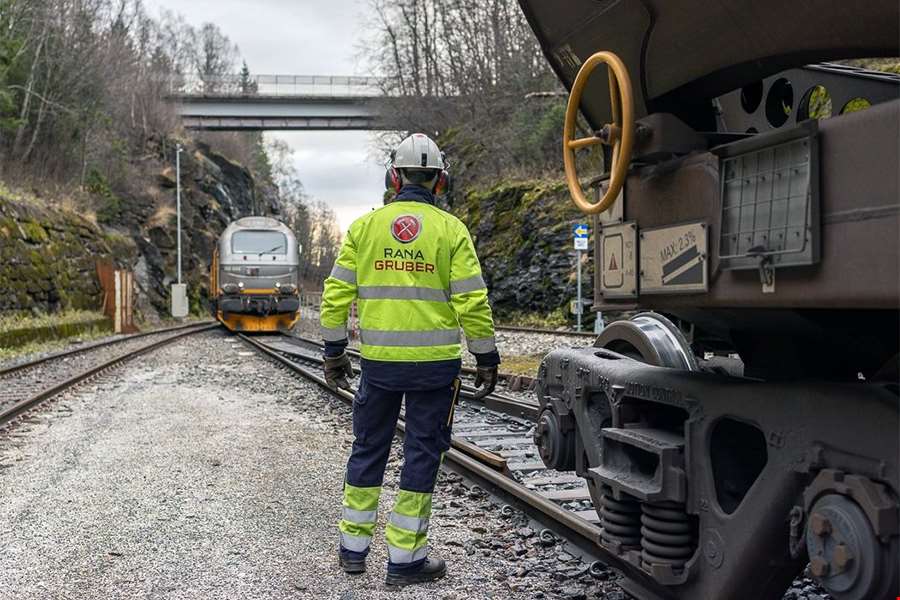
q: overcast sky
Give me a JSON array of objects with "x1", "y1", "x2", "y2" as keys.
[{"x1": 144, "y1": 0, "x2": 385, "y2": 231}]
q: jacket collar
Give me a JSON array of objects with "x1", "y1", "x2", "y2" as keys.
[{"x1": 395, "y1": 185, "x2": 436, "y2": 205}]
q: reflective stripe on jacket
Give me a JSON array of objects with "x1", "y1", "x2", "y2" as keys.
[{"x1": 320, "y1": 198, "x2": 495, "y2": 361}]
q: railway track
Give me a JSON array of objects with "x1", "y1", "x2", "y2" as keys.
[
  {"x1": 243, "y1": 332, "x2": 831, "y2": 600},
  {"x1": 0, "y1": 321, "x2": 219, "y2": 426},
  {"x1": 495, "y1": 324, "x2": 597, "y2": 338},
  {"x1": 237, "y1": 332, "x2": 610, "y2": 567}
]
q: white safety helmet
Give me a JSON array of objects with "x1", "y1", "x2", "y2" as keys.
[
  {"x1": 385, "y1": 133, "x2": 451, "y2": 195},
  {"x1": 391, "y1": 133, "x2": 445, "y2": 170}
]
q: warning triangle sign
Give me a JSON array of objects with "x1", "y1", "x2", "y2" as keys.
[{"x1": 609, "y1": 253, "x2": 618, "y2": 271}]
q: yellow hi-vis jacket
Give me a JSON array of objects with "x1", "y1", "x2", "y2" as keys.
[{"x1": 320, "y1": 200, "x2": 496, "y2": 362}]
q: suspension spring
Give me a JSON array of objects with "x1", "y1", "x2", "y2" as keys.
[
  {"x1": 599, "y1": 489, "x2": 641, "y2": 548},
  {"x1": 640, "y1": 502, "x2": 695, "y2": 571}
]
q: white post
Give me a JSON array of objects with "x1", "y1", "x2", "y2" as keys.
[
  {"x1": 576, "y1": 249, "x2": 582, "y2": 332},
  {"x1": 114, "y1": 271, "x2": 122, "y2": 334},
  {"x1": 176, "y1": 144, "x2": 183, "y2": 285},
  {"x1": 170, "y1": 143, "x2": 188, "y2": 319}
]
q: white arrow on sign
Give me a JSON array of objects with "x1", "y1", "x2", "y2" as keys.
[{"x1": 574, "y1": 225, "x2": 589, "y2": 237}]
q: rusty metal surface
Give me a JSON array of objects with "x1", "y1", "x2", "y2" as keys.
[{"x1": 594, "y1": 100, "x2": 900, "y2": 311}]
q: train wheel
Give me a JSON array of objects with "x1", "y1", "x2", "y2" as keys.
[{"x1": 594, "y1": 312, "x2": 698, "y2": 370}]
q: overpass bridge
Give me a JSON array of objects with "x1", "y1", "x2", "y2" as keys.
[{"x1": 168, "y1": 74, "x2": 405, "y2": 131}]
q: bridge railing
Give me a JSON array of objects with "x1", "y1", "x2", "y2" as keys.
[{"x1": 170, "y1": 74, "x2": 386, "y2": 98}]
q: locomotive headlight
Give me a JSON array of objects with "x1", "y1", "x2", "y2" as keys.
[
  {"x1": 222, "y1": 283, "x2": 239, "y2": 294},
  {"x1": 279, "y1": 284, "x2": 297, "y2": 295},
  {"x1": 238, "y1": 281, "x2": 244, "y2": 289}
]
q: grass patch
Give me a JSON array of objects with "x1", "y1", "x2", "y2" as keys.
[
  {"x1": 0, "y1": 310, "x2": 113, "y2": 358},
  {"x1": 0, "y1": 309, "x2": 107, "y2": 332},
  {"x1": 501, "y1": 353, "x2": 546, "y2": 377},
  {"x1": 0, "y1": 321, "x2": 113, "y2": 362},
  {"x1": 498, "y1": 307, "x2": 569, "y2": 329}
]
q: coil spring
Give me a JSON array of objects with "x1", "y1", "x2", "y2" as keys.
[
  {"x1": 599, "y1": 490, "x2": 641, "y2": 548},
  {"x1": 640, "y1": 503, "x2": 695, "y2": 570}
]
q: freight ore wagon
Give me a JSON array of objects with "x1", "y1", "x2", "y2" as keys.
[{"x1": 518, "y1": 0, "x2": 900, "y2": 598}]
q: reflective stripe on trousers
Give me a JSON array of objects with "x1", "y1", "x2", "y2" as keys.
[
  {"x1": 339, "y1": 483, "x2": 381, "y2": 554},
  {"x1": 385, "y1": 489, "x2": 432, "y2": 564}
]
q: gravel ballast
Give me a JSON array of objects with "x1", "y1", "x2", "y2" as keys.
[{"x1": 0, "y1": 331, "x2": 621, "y2": 599}]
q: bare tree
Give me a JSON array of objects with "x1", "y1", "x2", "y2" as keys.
[
  {"x1": 362, "y1": 0, "x2": 563, "y2": 182},
  {"x1": 194, "y1": 22, "x2": 238, "y2": 94}
]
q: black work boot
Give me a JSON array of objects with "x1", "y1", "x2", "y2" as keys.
[
  {"x1": 340, "y1": 553, "x2": 366, "y2": 574},
  {"x1": 384, "y1": 556, "x2": 447, "y2": 587}
]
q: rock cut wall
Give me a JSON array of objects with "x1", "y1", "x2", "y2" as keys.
[
  {"x1": 450, "y1": 179, "x2": 594, "y2": 318},
  {"x1": 0, "y1": 139, "x2": 281, "y2": 322}
]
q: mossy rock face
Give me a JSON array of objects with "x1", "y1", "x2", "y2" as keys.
[
  {"x1": 21, "y1": 220, "x2": 49, "y2": 243},
  {"x1": 1, "y1": 136, "x2": 283, "y2": 321},
  {"x1": 450, "y1": 178, "x2": 594, "y2": 321},
  {"x1": 0, "y1": 194, "x2": 123, "y2": 313}
]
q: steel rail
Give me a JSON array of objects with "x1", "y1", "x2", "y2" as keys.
[
  {"x1": 0, "y1": 320, "x2": 215, "y2": 377},
  {"x1": 237, "y1": 332, "x2": 661, "y2": 595},
  {"x1": 495, "y1": 324, "x2": 597, "y2": 338},
  {"x1": 0, "y1": 323, "x2": 220, "y2": 426}
]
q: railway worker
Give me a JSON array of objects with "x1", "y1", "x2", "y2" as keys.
[{"x1": 320, "y1": 133, "x2": 500, "y2": 587}]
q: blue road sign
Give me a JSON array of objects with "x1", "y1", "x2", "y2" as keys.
[{"x1": 573, "y1": 223, "x2": 589, "y2": 238}]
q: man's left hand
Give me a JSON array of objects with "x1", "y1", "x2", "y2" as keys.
[{"x1": 472, "y1": 365, "x2": 498, "y2": 399}]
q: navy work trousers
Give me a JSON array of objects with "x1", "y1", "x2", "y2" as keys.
[{"x1": 345, "y1": 361, "x2": 458, "y2": 493}]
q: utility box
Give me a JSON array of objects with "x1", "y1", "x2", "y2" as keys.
[{"x1": 170, "y1": 283, "x2": 189, "y2": 318}]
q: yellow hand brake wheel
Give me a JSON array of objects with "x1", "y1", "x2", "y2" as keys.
[{"x1": 563, "y1": 51, "x2": 635, "y2": 214}]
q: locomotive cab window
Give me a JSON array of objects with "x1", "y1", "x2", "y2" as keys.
[{"x1": 231, "y1": 230, "x2": 288, "y2": 255}]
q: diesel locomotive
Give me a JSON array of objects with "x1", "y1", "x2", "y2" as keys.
[
  {"x1": 518, "y1": 1, "x2": 899, "y2": 599},
  {"x1": 211, "y1": 216, "x2": 301, "y2": 332}
]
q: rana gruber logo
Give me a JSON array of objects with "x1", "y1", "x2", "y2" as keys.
[{"x1": 391, "y1": 214, "x2": 422, "y2": 243}]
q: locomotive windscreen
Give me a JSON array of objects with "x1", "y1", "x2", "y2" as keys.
[{"x1": 231, "y1": 230, "x2": 288, "y2": 255}]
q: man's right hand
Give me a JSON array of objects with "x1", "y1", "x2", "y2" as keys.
[{"x1": 324, "y1": 352, "x2": 354, "y2": 391}]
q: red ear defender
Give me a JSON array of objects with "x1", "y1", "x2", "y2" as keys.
[
  {"x1": 384, "y1": 167, "x2": 402, "y2": 192},
  {"x1": 433, "y1": 170, "x2": 451, "y2": 196}
]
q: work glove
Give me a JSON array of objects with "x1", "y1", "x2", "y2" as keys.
[
  {"x1": 323, "y1": 352, "x2": 354, "y2": 391},
  {"x1": 472, "y1": 365, "x2": 498, "y2": 400}
]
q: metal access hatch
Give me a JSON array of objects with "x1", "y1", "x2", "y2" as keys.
[{"x1": 714, "y1": 120, "x2": 821, "y2": 272}]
